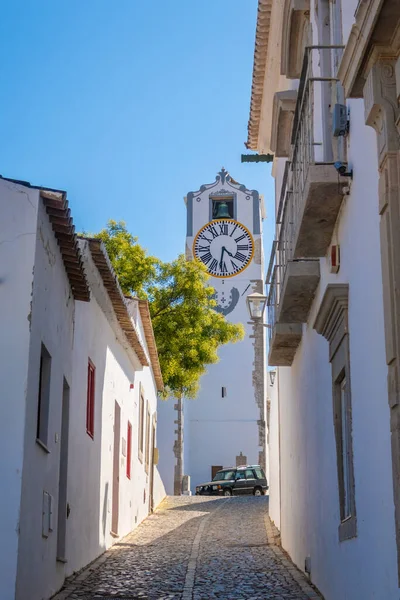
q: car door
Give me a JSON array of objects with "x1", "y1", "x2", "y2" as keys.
[
  {"x1": 244, "y1": 469, "x2": 257, "y2": 494},
  {"x1": 233, "y1": 470, "x2": 247, "y2": 495}
]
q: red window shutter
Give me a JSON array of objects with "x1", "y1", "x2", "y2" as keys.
[
  {"x1": 86, "y1": 360, "x2": 95, "y2": 438},
  {"x1": 127, "y1": 422, "x2": 132, "y2": 479}
]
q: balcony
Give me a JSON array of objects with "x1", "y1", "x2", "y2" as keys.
[
  {"x1": 267, "y1": 46, "x2": 346, "y2": 366},
  {"x1": 289, "y1": 45, "x2": 347, "y2": 258},
  {"x1": 267, "y1": 268, "x2": 303, "y2": 366}
]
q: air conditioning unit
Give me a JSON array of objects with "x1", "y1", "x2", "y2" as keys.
[{"x1": 333, "y1": 104, "x2": 348, "y2": 137}]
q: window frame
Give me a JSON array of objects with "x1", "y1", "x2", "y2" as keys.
[
  {"x1": 36, "y1": 343, "x2": 52, "y2": 451},
  {"x1": 126, "y1": 421, "x2": 132, "y2": 479},
  {"x1": 86, "y1": 359, "x2": 95, "y2": 439},
  {"x1": 314, "y1": 284, "x2": 357, "y2": 542},
  {"x1": 138, "y1": 390, "x2": 145, "y2": 463},
  {"x1": 145, "y1": 402, "x2": 151, "y2": 474}
]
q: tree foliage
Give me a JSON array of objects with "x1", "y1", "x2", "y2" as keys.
[{"x1": 94, "y1": 220, "x2": 244, "y2": 398}]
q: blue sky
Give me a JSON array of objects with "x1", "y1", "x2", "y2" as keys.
[{"x1": 0, "y1": 1, "x2": 274, "y2": 265}]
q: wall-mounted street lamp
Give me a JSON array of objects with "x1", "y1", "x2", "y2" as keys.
[
  {"x1": 246, "y1": 292, "x2": 269, "y2": 325},
  {"x1": 269, "y1": 371, "x2": 276, "y2": 386}
]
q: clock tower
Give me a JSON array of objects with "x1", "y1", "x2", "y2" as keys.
[{"x1": 182, "y1": 168, "x2": 267, "y2": 492}]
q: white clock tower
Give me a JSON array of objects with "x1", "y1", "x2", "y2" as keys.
[{"x1": 182, "y1": 168, "x2": 267, "y2": 492}]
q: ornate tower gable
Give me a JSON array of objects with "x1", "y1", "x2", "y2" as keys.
[{"x1": 185, "y1": 168, "x2": 263, "y2": 237}]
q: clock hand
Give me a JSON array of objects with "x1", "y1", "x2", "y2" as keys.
[
  {"x1": 224, "y1": 248, "x2": 235, "y2": 258},
  {"x1": 219, "y1": 246, "x2": 226, "y2": 270}
]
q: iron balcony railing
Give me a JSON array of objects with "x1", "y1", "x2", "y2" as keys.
[{"x1": 267, "y1": 45, "x2": 344, "y2": 332}]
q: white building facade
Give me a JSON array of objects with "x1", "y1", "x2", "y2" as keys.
[
  {"x1": 158, "y1": 169, "x2": 267, "y2": 494},
  {"x1": 0, "y1": 177, "x2": 165, "y2": 600},
  {"x1": 247, "y1": 1, "x2": 400, "y2": 598}
]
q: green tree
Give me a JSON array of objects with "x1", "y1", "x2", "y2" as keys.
[{"x1": 94, "y1": 220, "x2": 244, "y2": 398}]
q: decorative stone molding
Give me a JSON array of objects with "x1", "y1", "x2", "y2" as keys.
[
  {"x1": 270, "y1": 90, "x2": 297, "y2": 157},
  {"x1": 314, "y1": 284, "x2": 349, "y2": 360},
  {"x1": 281, "y1": 0, "x2": 310, "y2": 79},
  {"x1": 338, "y1": 0, "x2": 400, "y2": 98},
  {"x1": 364, "y1": 60, "x2": 400, "y2": 166}
]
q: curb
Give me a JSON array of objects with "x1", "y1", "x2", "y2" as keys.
[{"x1": 264, "y1": 516, "x2": 324, "y2": 599}]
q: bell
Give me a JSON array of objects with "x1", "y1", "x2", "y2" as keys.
[{"x1": 215, "y1": 201, "x2": 231, "y2": 219}]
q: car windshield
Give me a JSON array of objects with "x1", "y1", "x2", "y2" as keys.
[{"x1": 213, "y1": 470, "x2": 235, "y2": 481}]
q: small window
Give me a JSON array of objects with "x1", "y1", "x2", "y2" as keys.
[
  {"x1": 138, "y1": 392, "x2": 145, "y2": 462},
  {"x1": 86, "y1": 360, "x2": 95, "y2": 438},
  {"x1": 221, "y1": 387, "x2": 227, "y2": 398},
  {"x1": 127, "y1": 421, "x2": 132, "y2": 479},
  {"x1": 37, "y1": 343, "x2": 52, "y2": 449}
]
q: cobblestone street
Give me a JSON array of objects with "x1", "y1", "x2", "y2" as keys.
[{"x1": 54, "y1": 496, "x2": 321, "y2": 600}]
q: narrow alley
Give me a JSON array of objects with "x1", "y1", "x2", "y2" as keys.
[{"x1": 53, "y1": 496, "x2": 321, "y2": 600}]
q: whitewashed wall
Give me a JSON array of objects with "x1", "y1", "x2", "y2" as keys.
[
  {"x1": 15, "y1": 196, "x2": 75, "y2": 600},
  {"x1": 277, "y1": 99, "x2": 398, "y2": 599},
  {"x1": 267, "y1": 375, "x2": 280, "y2": 529},
  {"x1": 0, "y1": 180, "x2": 39, "y2": 600},
  {"x1": 10, "y1": 223, "x2": 164, "y2": 600}
]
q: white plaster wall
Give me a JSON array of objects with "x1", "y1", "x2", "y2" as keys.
[
  {"x1": 14, "y1": 231, "x2": 163, "y2": 600},
  {"x1": 0, "y1": 179, "x2": 39, "y2": 600},
  {"x1": 277, "y1": 102, "x2": 398, "y2": 598},
  {"x1": 15, "y1": 196, "x2": 76, "y2": 600},
  {"x1": 66, "y1": 263, "x2": 160, "y2": 580},
  {"x1": 157, "y1": 397, "x2": 177, "y2": 495},
  {"x1": 153, "y1": 467, "x2": 167, "y2": 508},
  {"x1": 267, "y1": 376, "x2": 280, "y2": 529}
]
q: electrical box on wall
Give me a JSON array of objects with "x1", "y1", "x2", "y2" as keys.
[
  {"x1": 333, "y1": 104, "x2": 348, "y2": 137},
  {"x1": 330, "y1": 245, "x2": 340, "y2": 273}
]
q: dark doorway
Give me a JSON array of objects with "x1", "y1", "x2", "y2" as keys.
[
  {"x1": 111, "y1": 401, "x2": 121, "y2": 535},
  {"x1": 57, "y1": 379, "x2": 70, "y2": 561}
]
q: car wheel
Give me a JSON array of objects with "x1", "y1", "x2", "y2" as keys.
[
  {"x1": 253, "y1": 487, "x2": 263, "y2": 496},
  {"x1": 223, "y1": 488, "x2": 232, "y2": 497}
]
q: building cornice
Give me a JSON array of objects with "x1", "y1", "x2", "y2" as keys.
[
  {"x1": 246, "y1": 0, "x2": 273, "y2": 150},
  {"x1": 85, "y1": 238, "x2": 149, "y2": 368},
  {"x1": 138, "y1": 299, "x2": 164, "y2": 392},
  {"x1": 338, "y1": 0, "x2": 392, "y2": 98}
]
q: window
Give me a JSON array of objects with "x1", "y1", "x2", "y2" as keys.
[
  {"x1": 36, "y1": 343, "x2": 52, "y2": 449},
  {"x1": 86, "y1": 360, "x2": 95, "y2": 438},
  {"x1": 145, "y1": 403, "x2": 151, "y2": 474},
  {"x1": 126, "y1": 421, "x2": 132, "y2": 479},
  {"x1": 314, "y1": 284, "x2": 356, "y2": 541},
  {"x1": 255, "y1": 468, "x2": 265, "y2": 480},
  {"x1": 245, "y1": 469, "x2": 256, "y2": 480},
  {"x1": 221, "y1": 387, "x2": 227, "y2": 398},
  {"x1": 138, "y1": 391, "x2": 145, "y2": 462}
]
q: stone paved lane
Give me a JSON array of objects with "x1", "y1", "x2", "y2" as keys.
[{"x1": 54, "y1": 496, "x2": 322, "y2": 600}]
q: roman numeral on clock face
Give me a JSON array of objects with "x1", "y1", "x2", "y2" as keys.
[
  {"x1": 234, "y1": 252, "x2": 247, "y2": 263},
  {"x1": 218, "y1": 223, "x2": 228, "y2": 235},
  {"x1": 209, "y1": 258, "x2": 218, "y2": 272},
  {"x1": 234, "y1": 234, "x2": 246, "y2": 243},
  {"x1": 237, "y1": 244, "x2": 249, "y2": 251},
  {"x1": 201, "y1": 252, "x2": 212, "y2": 265}
]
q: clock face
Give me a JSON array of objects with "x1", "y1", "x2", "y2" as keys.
[{"x1": 193, "y1": 219, "x2": 254, "y2": 278}]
